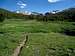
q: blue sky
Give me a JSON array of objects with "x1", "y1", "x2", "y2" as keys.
[{"x1": 0, "y1": 0, "x2": 75, "y2": 13}]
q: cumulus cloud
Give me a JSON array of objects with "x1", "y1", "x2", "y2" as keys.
[
  {"x1": 48, "y1": 0, "x2": 61, "y2": 3},
  {"x1": 17, "y1": 1, "x2": 27, "y2": 8}
]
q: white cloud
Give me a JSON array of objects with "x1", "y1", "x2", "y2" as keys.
[
  {"x1": 17, "y1": 1, "x2": 27, "y2": 8},
  {"x1": 48, "y1": 0, "x2": 61, "y2": 3},
  {"x1": 20, "y1": 6, "x2": 24, "y2": 8},
  {"x1": 16, "y1": 11, "x2": 19, "y2": 13}
]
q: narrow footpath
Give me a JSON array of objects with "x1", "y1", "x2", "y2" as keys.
[{"x1": 12, "y1": 33, "x2": 28, "y2": 56}]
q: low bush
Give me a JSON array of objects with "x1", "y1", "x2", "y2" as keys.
[
  {"x1": 62, "y1": 25, "x2": 75, "y2": 36},
  {"x1": 0, "y1": 14, "x2": 5, "y2": 22}
]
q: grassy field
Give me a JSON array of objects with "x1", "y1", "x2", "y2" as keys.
[
  {"x1": 0, "y1": 32, "x2": 26, "y2": 56},
  {"x1": 20, "y1": 33, "x2": 75, "y2": 56},
  {"x1": 0, "y1": 19, "x2": 75, "y2": 56},
  {"x1": 2, "y1": 19, "x2": 74, "y2": 33}
]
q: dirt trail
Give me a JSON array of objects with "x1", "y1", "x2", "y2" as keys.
[{"x1": 12, "y1": 33, "x2": 28, "y2": 56}]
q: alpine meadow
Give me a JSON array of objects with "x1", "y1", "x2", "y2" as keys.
[{"x1": 0, "y1": 0, "x2": 75, "y2": 56}]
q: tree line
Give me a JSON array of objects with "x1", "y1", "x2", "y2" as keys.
[{"x1": 0, "y1": 8, "x2": 75, "y2": 22}]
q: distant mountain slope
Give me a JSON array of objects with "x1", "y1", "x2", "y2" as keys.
[
  {"x1": 57, "y1": 8, "x2": 75, "y2": 21},
  {"x1": 0, "y1": 8, "x2": 29, "y2": 19},
  {"x1": 0, "y1": 8, "x2": 13, "y2": 14},
  {"x1": 58, "y1": 8, "x2": 75, "y2": 14},
  {"x1": 0, "y1": 8, "x2": 75, "y2": 21}
]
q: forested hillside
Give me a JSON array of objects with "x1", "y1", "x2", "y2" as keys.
[{"x1": 0, "y1": 8, "x2": 75, "y2": 22}]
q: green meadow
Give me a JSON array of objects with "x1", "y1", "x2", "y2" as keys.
[{"x1": 0, "y1": 19, "x2": 75, "y2": 56}]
